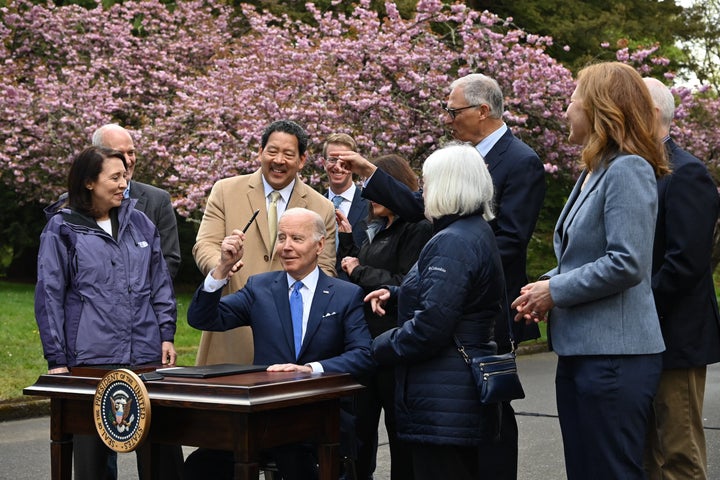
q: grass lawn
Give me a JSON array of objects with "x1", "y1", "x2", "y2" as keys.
[{"x1": 0, "y1": 281, "x2": 200, "y2": 402}]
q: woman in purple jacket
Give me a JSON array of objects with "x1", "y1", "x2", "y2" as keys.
[{"x1": 34, "y1": 146, "x2": 178, "y2": 479}]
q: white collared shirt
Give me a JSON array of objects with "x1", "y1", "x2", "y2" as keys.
[
  {"x1": 262, "y1": 176, "x2": 296, "y2": 220},
  {"x1": 476, "y1": 123, "x2": 508, "y2": 158},
  {"x1": 328, "y1": 183, "x2": 357, "y2": 218}
]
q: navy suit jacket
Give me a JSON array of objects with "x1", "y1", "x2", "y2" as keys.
[
  {"x1": 363, "y1": 129, "x2": 545, "y2": 348},
  {"x1": 187, "y1": 269, "x2": 374, "y2": 377},
  {"x1": 130, "y1": 181, "x2": 181, "y2": 279},
  {"x1": 346, "y1": 188, "x2": 369, "y2": 248},
  {"x1": 333, "y1": 188, "x2": 368, "y2": 281},
  {"x1": 652, "y1": 139, "x2": 720, "y2": 368}
]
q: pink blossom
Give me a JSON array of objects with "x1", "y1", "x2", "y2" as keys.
[{"x1": 0, "y1": 0, "x2": 717, "y2": 219}]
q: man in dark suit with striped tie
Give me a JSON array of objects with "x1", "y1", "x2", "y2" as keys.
[{"x1": 322, "y1": 133, "x2": 368, "y2": 280}]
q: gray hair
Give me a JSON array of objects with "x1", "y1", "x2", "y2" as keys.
[
  {"x1": 451, "y1": 74, "x2": 504, "y2": 119},
  {"x1": 281, "y1": 207, "x2": 326, "y2": 241},
  {"x1": 422, "y1": 142, "x2": 495, "y2": 221},
  {"x1": 643, "y1": 77, "x2": 675, "y2": 129},
  {"x1": 91, "y1": 124, "x2": 131, "y2": 147}
]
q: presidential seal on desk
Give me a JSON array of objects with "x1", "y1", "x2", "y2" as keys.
[{"x1": 93, "y1": 369, "x2": 151, "y2": 452}]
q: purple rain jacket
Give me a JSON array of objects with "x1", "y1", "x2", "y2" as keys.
[{"x1": 35, "y1": 198, "x2": 176, "y2": 369}]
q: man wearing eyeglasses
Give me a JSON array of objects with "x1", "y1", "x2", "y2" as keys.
[
  {"x1": 442, "y1": 74, "x2": 546, "y2": 344},
  {"x1": 322, "y1": 133, "x2": 368, "y2": 281},
  {"x1": 338, "y1": 73, "x2": 546, "y2": 480}
]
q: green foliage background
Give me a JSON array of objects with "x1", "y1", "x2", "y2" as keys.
[{"x1": 0, "y1": 282, "x2": 201, "y2": 401}]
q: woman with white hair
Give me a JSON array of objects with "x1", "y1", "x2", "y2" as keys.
[{"x1": 366, "y1": 142, "x2": 506, "y2": 480}]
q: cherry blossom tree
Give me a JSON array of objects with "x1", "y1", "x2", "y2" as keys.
[
  {"x1": 0, "y1": 0, "x2": 232, "y2": 204},
  {"x1": 1, "y1": 0, "x2": 576, "y2": 218},
  {"x1": 1, "y1": 0, "x2": 718, "y2": 223}
]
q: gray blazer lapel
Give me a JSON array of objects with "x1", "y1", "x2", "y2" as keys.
[
  {"x1": 560, "y1": 166, "x2": 607, "y2": 234},
  {"x1": 129, "y1": 181, "x2": 148, "y2": 211}
]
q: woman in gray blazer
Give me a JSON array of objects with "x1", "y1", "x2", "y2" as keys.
[{"x1": 511, "y1": 62, "x2": 671, "y2": 480}]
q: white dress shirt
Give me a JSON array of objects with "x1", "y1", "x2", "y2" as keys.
[{"x1": 328, "y1": 183, "x2": 357, "y2": 218}]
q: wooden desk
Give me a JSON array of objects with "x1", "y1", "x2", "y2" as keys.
[{"x1": 24, "y1": 369, "x2": 362, "y2": 480}]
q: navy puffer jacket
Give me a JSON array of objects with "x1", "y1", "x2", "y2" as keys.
[{"x1": 371, "y1": 213, "x2": 506, "y2": 446}]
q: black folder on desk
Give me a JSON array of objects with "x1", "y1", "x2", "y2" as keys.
[{"x1": 157, "y1": 363, "x2": 268, "y2": 378}]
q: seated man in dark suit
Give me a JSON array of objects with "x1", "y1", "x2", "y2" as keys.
[{"x1": 185, "y1": 207, "x2": 374, "y2": 480}]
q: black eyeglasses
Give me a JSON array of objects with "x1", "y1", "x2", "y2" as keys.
[{"x1": 442, "y1": 104, "x2": 480, "y2": 119}]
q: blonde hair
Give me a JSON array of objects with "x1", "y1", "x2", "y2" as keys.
[{"x1": 322, "y1": 133, "x2": 357, "y2": 157}]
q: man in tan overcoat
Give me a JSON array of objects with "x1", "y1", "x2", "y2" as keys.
[{"x1": 193, "y1": 120, "x2": 337, "y2": 365}]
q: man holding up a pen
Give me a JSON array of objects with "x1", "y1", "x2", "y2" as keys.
[
  {"x1": 192, "y1": 120, "x2": 337, "y2": 366},
  {"x1": 185, "y1": 207, "x2": 373, "y2": 480}
]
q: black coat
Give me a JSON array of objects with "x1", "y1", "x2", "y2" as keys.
[
  {"x1": 338, "y1": 217, "x2": 433, "y2": 337},
  {"x1": 333, "y1": 187, "x2": 368, "y2": 281},
  {"x1": 652, "y1": 139, "x2": 720, "y2": 369}
]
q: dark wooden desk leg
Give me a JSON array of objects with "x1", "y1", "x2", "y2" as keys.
[
  {"x1": 50, "y1": 399, "x2": 73, "y2": 480},
  {"x1": 317, "y1": 443, "x2": 340, "y2": 480},
  {"x1": 318, "y1": 403, "x2": 341, "y2": 480},
  {"x1": 232, "y1": 459, "x2": 259, "y2": 480}
]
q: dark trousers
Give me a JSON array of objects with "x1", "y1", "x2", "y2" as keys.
[
  {"x1": 556, "y1": 354, "x2": 662, "y2": 480},
  {"x1": 354, "y1": 367, "x2": 413, "y2": 480},
  {"x1": 73, "y1": 434, "x2": 184, "y2": 480},
  {"x1": 410, "y1": 443, "x2": 481, "y2": 480},
  {"x1": 475, "y1": 401, "x2": 518, "y2": 480}
]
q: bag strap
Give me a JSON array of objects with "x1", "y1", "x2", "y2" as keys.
[
  {"x1": 453, "y1": 335, "x2": 472, "y2": 365},
  {"x1": 453, "y1": 335, "x2": 516, "y2": 366}
]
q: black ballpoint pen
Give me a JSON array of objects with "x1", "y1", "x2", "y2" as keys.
[{"x1": 242, "y1": 209, "x2": 260, "y2": 233}]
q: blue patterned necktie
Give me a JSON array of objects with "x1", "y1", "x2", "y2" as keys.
[
  {"x1": 332, "y1": 195, "x2": 344, "y2": 209},
  {"x1": 331, "y1": 196, "x2": 344, "y2": 251},
  {"x1": 290, "y1": 281, "x2": 304, "y2": 359}
]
